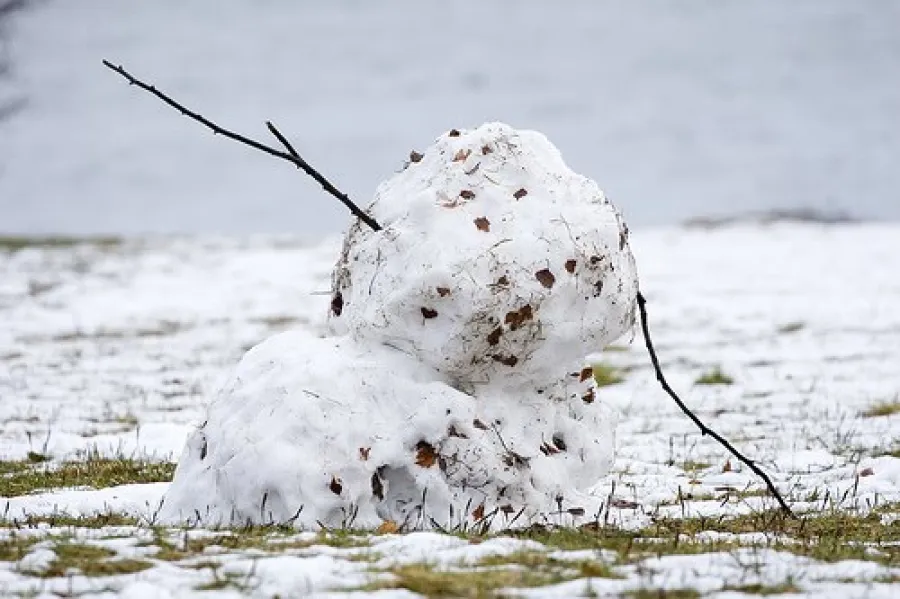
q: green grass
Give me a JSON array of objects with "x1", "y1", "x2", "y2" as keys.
[
  {"x1": 1, "y1": 512, "x2": 140, "y2": 529},
  {"x1": 694, "y1": 367, "x2": 734, "y2": 385},
  {"x1": 505, "y1": 504, "x2": 900, "y2": 567},
  {"x1": 29, "y1": 542, "x2": 152, "y2": 578},
  {"x1": 480, "y1": 549, "x2": 622, "y2": 579},
  {"x1": 723, "y1": 580, "x2": 801, "y2": 595},
  {"x1": 0, "y1": 235, "x2": 122, "y2": 252},
  {"x1": 151, "y1": 527, "x2": 371, "y2": 562},
  {"x1": 0, "y1": 535, "x2": 36, "y2": 562},
  {"x1": 0, "y1": 452, "x2": 175, "y2": 497},
  {"x1": 681, "y1": 460, "x2": 711, "y2": 473},
  {"x1": 591, "y1": 362, "x2": 625, "y2": 387},
  {"x1": 862, "y1": 399, "x2": 900, "y2": 418},
  {"x1": 363, "y1": 563, "x2": 567, "y2": 597}
]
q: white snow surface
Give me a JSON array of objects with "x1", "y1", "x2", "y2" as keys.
[
  {"x1": 1, "y1": 222, "x2": 899, "y2": 596},
  {"x1": 159, "y1": 124, "x2": 634, "y2": 529}
]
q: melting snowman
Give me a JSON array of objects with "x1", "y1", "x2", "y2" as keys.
[{"x1": 158, "y1": 122, "x2": 639, "y2": 530}]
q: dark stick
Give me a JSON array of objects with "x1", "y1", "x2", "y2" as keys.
[
  {"x1": 636, "y1": 291, "x2": 794, "y2": 517},
  {"x1": 101, "y1": 59, "x2": 382, "y2": 233}
]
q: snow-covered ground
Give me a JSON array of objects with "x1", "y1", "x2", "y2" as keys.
[
  {"x1": 1, "y1": 223, "x2": 899, "y2": 596},
  {"x1": 2, "y1": 1, "x2": 899, "y2": 235}
]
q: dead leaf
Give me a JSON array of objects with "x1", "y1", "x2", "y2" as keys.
[
  {"x1": 359, "y1": 447, "x2": 371, "y2": 461},
  {"x1": 481, "y1": 144, "x2": 493, "y2": 154},
  {"x1": 376, "y1": 520, "x2": 399, "y2": 534},
  {"x1": 540, "y1": 442, "x2": 558, "y2": 456},
  {"x1": 473, "y1": 419, "x2": 489, "y2": 430},
  {"x1": 579, "y1": 367, "x2": 593, "y2": 382},
  {"x1": 448, "y1": 128, "x2": 461, "y2": 137},
  {"x1": 331, "y1": 292, "x2": 343, "y2": 317},
  {"x1": 722, "y1": 459, "x2": 732, "y2": 473},
  {"x1": 436, "y1": 286, "x2": 451, "y2": 297},
  {"x1": 564, "y1": 259, "x2": 577, "y2": 274},
  {"x1": 504, "y1": 304, "x2": 534, "y2": 330},
  {"x1": 447, "y1": 424, "x2": 468, "y2": 438},
  {"x1": 513, "y1": 188, "x2": 528, "y2": 200},
  {"x1": 474, "y1": 217, "x2": 490, "y2": 232},
  {"x1": 535, "y1": 269, "x2": 556, "y2": 289},
  {"x1": 860, "y1": 467, "x2": 875, "y2": 477},
  {"x1": 453, "y1": 149, "x2": 472, "y2": 162},
  {"x1": 552, "y1": 434, "x2": 567, "y2": 451},
  {"x1": 459, "y1": 189, "x2": 476, "y2": 200},
  {"x1": 582, "y1": 388, "x2": 595, "y2": 404},
  {"x1": 329, "y1": 476, "x2": 342, "y2": 495},
  {"x1": 486, "y1": 326, "x2": 503, "y2": 346},
  {"x1": 609, "y1": 498, "x2": 639, "y2": 509},
  {"x1": 472, "y1": 503, "x2": 485, "y2": 521},
  {"x1": 421, "y1": 307, "x2": 438, "y2": 319},
  {"x1": 409, "y1": 150, "x2": 423, "y2": 163},
  {"x1": 491, "y1": 353, "x2": 518, "y2": 367},
  {"x1": 415, "y1": 441, "x2": 437, "y2": 468}
]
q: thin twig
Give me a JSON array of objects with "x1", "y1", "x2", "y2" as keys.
[
  {"x1": 101, "y1": 59, "x2": 381, "y2": 232},
  {"x1": 636, "y1": 291, "x2": 794, "y2": 517}
]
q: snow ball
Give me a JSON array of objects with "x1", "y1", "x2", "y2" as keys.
[
  {"x1": 331, "y1": 122, "x2": 638, "y2": 389},
  {"x1": 158, "y1": 330, "x2": 618, "y2": 529}
]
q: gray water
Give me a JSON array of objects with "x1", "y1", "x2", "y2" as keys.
[{"x1": 1, "y1": 1, "x2": 898, "y2": 236}]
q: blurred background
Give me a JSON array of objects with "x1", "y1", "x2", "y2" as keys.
[{"x1": 0, "y1": 0, "x2": 898, "y2": 237}]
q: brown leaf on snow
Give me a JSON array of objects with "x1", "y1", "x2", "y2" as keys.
[
  {"x1": 409, "y1": 150, "x2": 423, "y2": 163},
  {"x1": 513, "y1": 188, "x2": 528, "y2": 200},
  {"x1": 487, "y1": 326, "x2": 503, "y2": 346},
  {"x1": 415, "y1": 441, "x2": 438, "y2": 468},
  {"x1": 582, "y1": 388, "x2": 595, "y2": 404},
  {"x1": 473, "y1": 419, "x2": 489, "y2": 430},
  {"x1": 376, "y1": 519, "x2": 399, "y2": 534},
  {"x1": 859, "y1": 467, "x2": 875, "y2": 477},
  {"x1": 421, "y1": 307, "x2": 438, "y2": 319},
  {"x1": 540, "y1": 441, "x2": 560, "y2": 456},
  {"x1": 331, "y1": 292, "x2": 344, "y2": 317},
  {"x1": 481, "y1": 144, "x2": 493, "y2": 155},
  {"x1": 564, "y1": 259, "x2": 577, "y2": 273},
  {"x1": 448, "y1": 129, "x2": 461, "y2": 137},
  {"x1": 447, "y1": 424, "x2": 468, "y2": 438},
  {"x1": 491, "y1": 353, "x2": 519, "y2": 367},
  {"x1": 460, "y1": 189, "x2": 476, "y2": 200},
  {"x1": 472, "y1": 503, "x2": 486, "y2": 521},
  {"x1": 579, "y1": 366, "x2": 593, "y2": 382},
  {"x1": 436, "y1": 286, "x2": 451, "y2": 297},
  {"x1": 722, "y1": 459, "x2": 732, "y2": 473},
  {"x1": 474, "y1": 217, "x2": 491, "y2": 232},
  {"x1": 453, "y1": 149, "x2": 472, "y2": 162},
  {"x1": 504, "y1": 304, "x2": 534, "y2": 330},
  {"x1": 359, "y1": 447, "x2": 371, "y2": 461},
  {"x1": 535, "y1": 269, "x2": 556, "y2": 289},
  {"x1": 329, "y1": 476, "x2": 343, "y2": 495}
]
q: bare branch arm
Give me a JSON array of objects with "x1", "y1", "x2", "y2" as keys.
[
  {"x1": 636, "y1": 291, "x2": 794, "y2": 517},
  {"x1": 102, "y1": 59, "x2": 381, "y2": 232}
]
